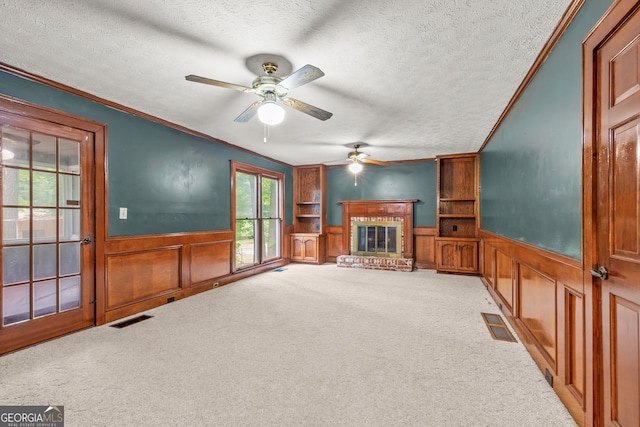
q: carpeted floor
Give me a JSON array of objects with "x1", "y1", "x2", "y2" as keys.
[{"x1": 0, "y1": 264, "x2": 577, "y2": 426}]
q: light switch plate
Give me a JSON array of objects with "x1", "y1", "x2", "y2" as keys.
[{"x1": 119, "y1": 207, "x2": 127, "y2": 219}]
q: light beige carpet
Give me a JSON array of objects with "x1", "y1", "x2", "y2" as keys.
[{"x1": 0, "y1": 264, "x2": 576, "y2": 426}]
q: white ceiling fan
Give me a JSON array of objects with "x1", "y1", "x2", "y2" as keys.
[{"x1": 185, "y1": 60, "x2": 333, "y2": 125}]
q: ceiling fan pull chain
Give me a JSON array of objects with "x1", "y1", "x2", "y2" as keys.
[{"x1": 263, "y1": 123, "x2": 269, "y2": 143}]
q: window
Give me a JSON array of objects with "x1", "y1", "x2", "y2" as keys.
[{"x1": 232, "y1": 162, "x2": 283, "y2": 270}]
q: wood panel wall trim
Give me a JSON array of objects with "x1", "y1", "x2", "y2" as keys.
[
  {"x1": 414, "y1": 226, "x2": 437, "y2": 269},
  {"x1": 0, "y1": 62, "x2": 292, "y2": 168},
  {"x1": 413, "y1": 226, "x2": 437, "y2": 236},
  {"x1": 479, "y1": 229, "x2": 582, "y2": 273},
  {"x1": 480, "y1": 230, "x2": 588, "y2": 425},
  {"x1": 105, "y1": 230, "x2": 233, "y2": 252},
  {"x1": 478, "y1": 0, "x2": 587, "y2": 153}
]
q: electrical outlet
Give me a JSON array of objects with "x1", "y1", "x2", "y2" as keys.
[
  {"x1": 119, "y1": 207, "x2": 127, "y2": 219},
  {"x1": 545, "y1": 368, "x2": 554, "y2": 387}
]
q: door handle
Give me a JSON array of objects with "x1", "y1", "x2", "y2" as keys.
[
  {"x1": 589, "y1": 266, "x2": 608, "y2": 280},
  {"x1": 81, "y1": 236, "x2": 93, "y2": 245}
]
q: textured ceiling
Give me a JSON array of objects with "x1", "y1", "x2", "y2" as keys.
[{"x1": 1, "y1": 0, "x2": 572, "y2": 166}]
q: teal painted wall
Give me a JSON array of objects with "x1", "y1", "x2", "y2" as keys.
[
  {"x1": 326, "y1": 161, "x2": 437, "y2": 227},
  {"x1": 0, "y1": 71, "x2": 293, "y2": 236},
  {"x1": 480, "y1": 0, "x2": 612, "y2": 260}
]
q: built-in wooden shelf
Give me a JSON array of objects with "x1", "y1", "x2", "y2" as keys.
[
  {"x1": 436, "y1": 154, "x2": 479, "y2": 274},
  {"x1": 292, "y1": 165, "x2": 326, "y2": 264}
]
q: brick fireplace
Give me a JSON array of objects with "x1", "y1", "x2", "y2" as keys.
[{"x1": 336, "y1": 200, "x2": 417, "y2": 272}]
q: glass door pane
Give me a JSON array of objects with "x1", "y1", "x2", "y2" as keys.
[
  {"x1": 235, "y1": 219, "x2": 257, "y2": 268},
  {"x1": 235, "y1": 172, "x2": 258, "y2": 268},
  {"x1": 261, "y1": 218, "x2": 280, "y2": 261},
  {"x1": 261, "y1": 177, "x2": 280, "y2": 261}
]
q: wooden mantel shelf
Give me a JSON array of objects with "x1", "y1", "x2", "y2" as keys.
[
  {"x1": 338, "y1": 199, "x2": 419, "y2": 204},
  {"x1": 339, "y1": 199, "x2": 419, "y2": 259}
]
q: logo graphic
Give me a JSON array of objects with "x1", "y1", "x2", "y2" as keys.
[{"x1": 0, "y1": 405, "x2": 64, "y2": 427}]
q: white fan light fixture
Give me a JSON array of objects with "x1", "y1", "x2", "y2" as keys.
[
  {"x1": 348, "y1": 161, "x2": 363, "y2": 174},
  {"x1": 257, "y1": 101, "x2": 285, "y2": 125}
]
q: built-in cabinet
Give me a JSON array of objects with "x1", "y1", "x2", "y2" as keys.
[
  {"x1": 436, "y1": 154, "x2": 479, "y2": 273},
  {"x1": 291, "y1": 165, "x2": 326, "y2": 264}
]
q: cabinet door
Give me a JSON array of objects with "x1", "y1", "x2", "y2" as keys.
[
  {"x1": 291, "y1": 236, "x2": 304, "y2": 260},
  {"x1": 457, "y1": 241, "x2": 478, "y2": 272},
  {"x1": 436, "y1": 240, "x2": 478, "y2": 273},
  {"x1": 303, "y1": 237, "x2": 318, "y2": 261},
  {"x1": 436, "y1": 240, "x2": 458, "y2": 270}
]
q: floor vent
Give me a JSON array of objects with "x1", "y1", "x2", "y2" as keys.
[
  {"x1": 110, "y1": 314, "x2": 153, "y2": 329},
  {"x1": 481, "y1": 312, "x2": 517, "y2": 342}
]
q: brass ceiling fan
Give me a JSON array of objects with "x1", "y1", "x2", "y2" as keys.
[
  {"x1": 185, "y1": 61, "x2": 332, "y2": 125},
  {"x1": 326, "y1": 144, "x2": 390, "y2": 185},
  {"x1": 343, "y1": 144, "x2": 390, "y2": 174}
]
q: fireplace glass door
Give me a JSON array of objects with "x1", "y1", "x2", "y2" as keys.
[{"x1": 352, "y1": 220, "x2": 401, "y2": 257}]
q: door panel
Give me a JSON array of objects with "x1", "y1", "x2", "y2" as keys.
[
  {"x1": 0, "y1": 114, "x2": 94, "y2": 354},
  {"x1": 597, "y1": 6, "x2": 640, "y2": 425}
]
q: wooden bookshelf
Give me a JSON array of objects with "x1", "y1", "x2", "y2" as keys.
[
  {"x1": 436, "y1": 154, "x2": 479, "y2": 273},
  {"x1": 291, "y1": 165, "x2": 326, "y2": 263}
]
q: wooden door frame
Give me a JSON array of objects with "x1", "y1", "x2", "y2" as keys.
[
  {"x1": 583, "y1": 0, "x2": 640, "y2": 425},
  {"x1": 0, "y1": 94, "x2": 108, "y2": 326}
]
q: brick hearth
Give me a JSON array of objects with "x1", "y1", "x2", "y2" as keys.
[{"x1": 336, "y1": 255, "x2": 414, "y2": 272}]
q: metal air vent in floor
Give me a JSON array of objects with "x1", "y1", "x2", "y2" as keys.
[
  {"x1": 481, "y1": 312, "x2": 517, "y2": 342},
  {"x1": 110, "y1": 314, "x2": 153, "y2": 329}
]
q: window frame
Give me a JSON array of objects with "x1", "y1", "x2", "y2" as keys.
[{"x1": 231, "y1": 161, "x2": 284, "y2": 272}]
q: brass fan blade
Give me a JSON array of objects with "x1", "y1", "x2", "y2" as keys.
[
  {"x1": 234, "y1": 100, "x2": 262, "y2": 123},
  {"x1": 185, "y1": 75, "x2": 253, "y2": 93},
  {"x1": 281, "y1": 97, "x2": 333, "y2": 121},
  {"x1": 362, "y1": 158, "x2": 390, "y2": 166},
  {"x1": 279, "y1": 64, "x2": 325, "y2": 90}
]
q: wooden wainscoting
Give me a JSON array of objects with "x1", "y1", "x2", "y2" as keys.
[
  {"x1": 102, "y1": 231, "x2": 232, "y2": 323},
  {"x1": 102, "y1": 230, "x2": 290, "y2": 323},
  {"x1": 414, "y1": 227, "x2": 436, "y2": 269},
  {"x1": 326, "y1": 225, "x2": 344, "y2": 263},
  {"x1": 479, "y1": 230, "x2": 588, "y2": 425}
]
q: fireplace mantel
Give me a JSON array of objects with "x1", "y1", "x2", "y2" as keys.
[{"x1": 338, "y1": 199, "x2": 418, "y2": 259}]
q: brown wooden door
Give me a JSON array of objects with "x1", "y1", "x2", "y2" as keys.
[
  {"x1": 1, "y1": 112, "x2": 95, "y2": 354},
  {"x1": 596, "y1": 7, "x2": 640, "y2": 425}
]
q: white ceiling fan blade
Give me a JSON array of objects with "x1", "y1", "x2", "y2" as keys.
[
  {"x1": 234, "y1": 100, "x2": 262, "y2": 122},
  {"x1": 281, "y1": 97, "x2": 333, "y2": 121},
  {"x1": 324, "y1": 159, "x2": 351, "y2": 165},
  {"x1": 185, "y1": 75, "x2": 254, "y2": 93},
  {"x1": 279, "y1": 64, "x2": 324, "y2": 90}
]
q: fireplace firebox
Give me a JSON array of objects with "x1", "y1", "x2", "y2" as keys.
[{"x1": 351, "y1": 220, "x2": 402, "y2": 258}]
